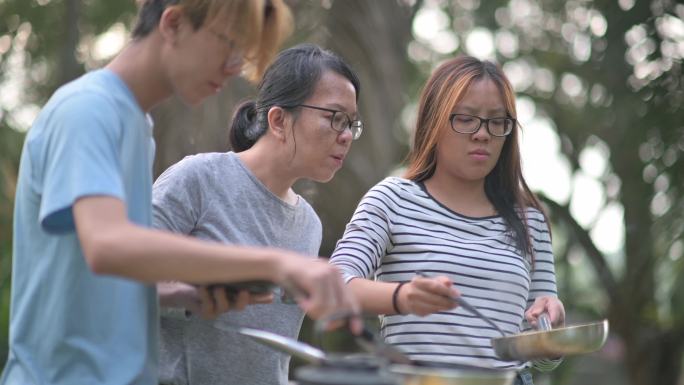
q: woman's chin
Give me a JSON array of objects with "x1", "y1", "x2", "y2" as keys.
[{"x1": 311, "y1": 171, "x2": 336, "y2": 184}]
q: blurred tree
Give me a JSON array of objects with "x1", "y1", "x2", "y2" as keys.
[{"x1": 1, "y1": 1, "x2": 683, "y2": 384}]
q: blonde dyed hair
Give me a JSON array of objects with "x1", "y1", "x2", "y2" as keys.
[
  {"x1": 405, "y1": 56, "x2": 517, "y2": 181},
  {"x1": 405, "y1": 55, "x2": 545, "y2": 260},
  {"x1": 133, "y1": 0, "x2": 293, "y2": 81}
]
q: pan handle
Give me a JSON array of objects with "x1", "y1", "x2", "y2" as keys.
[{"x1": 538, "y1": 313, "x2": 552, "y2": 331}]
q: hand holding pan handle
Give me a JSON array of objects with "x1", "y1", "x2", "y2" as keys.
[
  {"x1": 491, "y1": 315, "x2": 609, "y2": 361},
  {"x1": 538, "y1": 313, "x2": 552, "y2": 331}
]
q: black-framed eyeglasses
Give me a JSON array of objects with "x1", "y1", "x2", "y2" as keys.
[
  {"x1": 296, "y1": 104, "x2": 363, "y2": 140},
  {"x1": 449, "y1": 113, "x2": 515, "y2": 137}
]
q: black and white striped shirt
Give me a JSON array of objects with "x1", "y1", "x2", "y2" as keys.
[{"x1": 330, "y1": 177, "x2": 559, "y2": 370}]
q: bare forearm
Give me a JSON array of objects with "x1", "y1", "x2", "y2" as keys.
[
  {"x1": 348, "y1": 278, "x2": 398, "y2": 315},
  {"x1": 85, "y1": 223, "x2": 283, "y2": 284},
  {"x1": 74, "y1": 196, "x2": 360, "y2": 323}
]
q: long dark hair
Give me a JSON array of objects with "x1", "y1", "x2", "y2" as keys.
[
  {"x1": 404, "y1": 55, "x2": 546, "y2": 261},
  {"x1": 230, "y1": 43, "x2": 361, "y2": 151}
]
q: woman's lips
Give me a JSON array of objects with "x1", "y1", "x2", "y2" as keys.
[
  {"x1": 331, "y1": 154, "x2": 345, "y2": 166},
  {"x1": 468, "y1": 149, "x2": 490, "y2": 161}
]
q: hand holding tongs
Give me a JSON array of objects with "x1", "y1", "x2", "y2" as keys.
[{"x1": 416, "y1": 271, "x2": 506, "y2": 337}]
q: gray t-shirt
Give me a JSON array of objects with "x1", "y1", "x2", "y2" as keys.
[{"x1": 152, "y1": 152, "x2": 322, "y2": 385}]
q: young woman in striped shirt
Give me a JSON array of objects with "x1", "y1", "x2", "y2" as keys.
[{"x1": 330, "y1": 56, "x2": 564, "y2": 384}]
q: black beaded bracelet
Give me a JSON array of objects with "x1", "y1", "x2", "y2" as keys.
[{"x1": 392, "y1": 281, "x2": 407, "y2": 315}]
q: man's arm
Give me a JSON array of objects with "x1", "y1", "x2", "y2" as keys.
[{"x1": 73, "y1": 195, "x2": 358, "y2": 322}]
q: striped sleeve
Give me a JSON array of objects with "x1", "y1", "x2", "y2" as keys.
[
  {"x1": 525, "y1": 210, "x2": 558, "y2": 306},
  {"x1": 525, "y1": 208, "x2": 563, "y2": 371},
  {"x1": 330, "y1": 182, "x2": 394, "y2": 283}
]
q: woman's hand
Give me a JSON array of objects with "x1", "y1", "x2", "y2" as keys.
[
  {"x1": 525, "y1": 296, "x2": 566, "y2": 328},
  {"x1": 195, "y1": 286, "x2": 273, "y2": 319},
  {"x1": 396, "y1": 275, "x2": 459, "y2": 316},
  {"x1": 157, "y1": 282, "x2": 273, "y2": 319}
]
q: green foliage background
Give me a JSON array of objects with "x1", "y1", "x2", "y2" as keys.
[{"x1": 1, "y1": 1, "x2": 683, "y2": 384}]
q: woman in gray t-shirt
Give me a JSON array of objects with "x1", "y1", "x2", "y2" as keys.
[{"x1": 153, "y1": 44, "x2": 364, "y2": 385}]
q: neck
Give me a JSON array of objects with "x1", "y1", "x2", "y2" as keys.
[
  {"x1": 424, "y1": 169, "x2": 494, "y2": 217},
  {"x1": 237, "y1": 141, "x2": 298, "y2": 204},
  {"x1": 106, "y1": 34, "x2": 173, "y2": 112}
]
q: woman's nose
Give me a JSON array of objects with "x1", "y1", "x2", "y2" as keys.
[{"x1": 472, "y1": 123, "x2": 491, "y2": 141}]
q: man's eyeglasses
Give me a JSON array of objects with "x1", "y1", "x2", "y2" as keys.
[
  {"x1": 206, "y1": 27, "x2": 244, "y2": 69},
  {"x1": 296, "y1": 104, "x2": 363, "y2": 140},
  {"x1": 449, "y1": 113, "x2": 515, "y2": 137}
]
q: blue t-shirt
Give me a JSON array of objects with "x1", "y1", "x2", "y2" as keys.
[{"x1": 2, "y1": 69, "x2": 159, "y2": 385}]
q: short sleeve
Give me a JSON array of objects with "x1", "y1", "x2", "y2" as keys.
[
  {"x1": 36, "y1": 93, "x2": 125, "y2": 233},
  {"x1": 152, "y1": 156, "x2": 203, "y2": 235}
]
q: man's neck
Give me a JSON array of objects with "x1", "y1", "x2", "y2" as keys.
[{"x1": 106, "y1": 35, "x2": 172, "y2": 112}]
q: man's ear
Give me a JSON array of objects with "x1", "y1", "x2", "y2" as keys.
[
  {"x1": 267, "y1": 107, "x2": 289, "y2": 142},
  {"x1": 158, "y1": 5, "x2": 185, "y2": 43}
]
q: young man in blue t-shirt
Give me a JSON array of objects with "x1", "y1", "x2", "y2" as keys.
[{"x1": 2, "y1": 2, "x2": 359, "y2": 384}]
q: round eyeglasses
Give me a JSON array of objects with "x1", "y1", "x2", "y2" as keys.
[
  {"x1": 206, "y1": 27, "x2": 244, "y2": 70},
  {"x1": 296, "y1": 104, "x2": 363, "y2": 140},
  {"x1": 449, "y1": 113, "x2": 515, "y2": 137}
]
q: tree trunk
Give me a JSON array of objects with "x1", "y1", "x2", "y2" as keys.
[
  {"x1": 151, "y1": 78, "x2": 254, "y2": 176},
  {"x1": 57, "y1": 0, "x2": 82, "y2": 87},
  {"x1": 624, "y1": 329, "x2": 684, "y2": 385},
  {"x1": 313, "y1": 0, "x2": 416, "y2": 255}
]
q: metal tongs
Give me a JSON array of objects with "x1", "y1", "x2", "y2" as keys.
[
  {"x1": 314, "y1": 310, "x2": 414, "y2": 365},
  {"x1": 415, "y1": 271, "x2": 506, "y2": 336}
]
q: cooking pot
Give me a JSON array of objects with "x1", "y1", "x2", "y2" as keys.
[
  {"x1": 390, "y1": 362, "x2": 515, "y2": 385},
  {"x1": 230, "y1": 326, "x2": 516, "y2": 385},
  {"x1": 294, "y1": 355, "x2": 398, "y2": 385}
]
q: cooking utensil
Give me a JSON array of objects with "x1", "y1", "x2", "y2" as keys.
[
  {"x1": 232, "y1": 325, "x2": 518, "y2": 385},
  {"x1": 295, "y1": 361, "x2": 399, "y2": 385},
  {"x1": 356, "y1": 326, "x2": 414, "y2": 365},
  {"x1": 415, "y1": 271, "x2": 505, "y2": 337},
  {"x1": 491, "y1": 314, "x2": 609, "y2": 361},
  {"x1": 313, "y1": 310, "x2": 413, "y2": 365},
  {"x1": 232, "y1": 326, "x2": 328, "y2": 365},
  {"x1": 449, "y1": 295, "x2": 506, "y2": 337},
  {"x1": 232, "y1": 325, "x2": 399, "y2": 385},
  {"x1": 201, "y1": 280, "x2": 277, "y2": 295},
  {"x1": 389, "y1": 361, "x2": 516, "y2": 385}
]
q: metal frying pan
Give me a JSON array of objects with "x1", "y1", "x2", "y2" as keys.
[
  {"x1": 232, "y1": 324, "x2": 412, "y2": 365},
  {"x1": 233, "y1": 326, "x2": 517, "y2": 385},
  {"x1": 233, "y1": 326, "x2": 329, "y2": 365},
  {"x1": 491, "y1": 314, "x2": 609, "y2": 361}
]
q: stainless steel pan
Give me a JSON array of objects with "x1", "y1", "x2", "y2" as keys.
[
  {"x1": 234, "y1": 326, "x2": 328, "y2": 365},
  {"x1": 491, "y1": 314, "x2": 609, "y2": 361}
]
